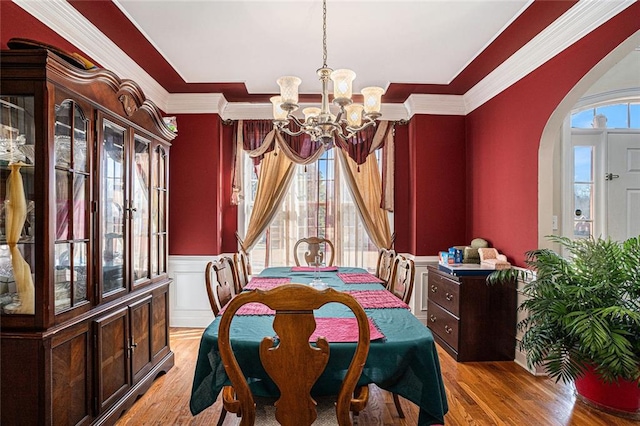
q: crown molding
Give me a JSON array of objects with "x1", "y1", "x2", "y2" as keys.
[
  {"x1": 13, "y1": 0, "x2": 171, "y2": 111},
  {"x1": 463, "y1": 0, "x2": 636, "y2": 113},
  {"x1": 165, "y1": 93, "x2": 227, "y2": 114},
  {"x1": 404, "y1": 94, "x2": 466, "y2": 118}
]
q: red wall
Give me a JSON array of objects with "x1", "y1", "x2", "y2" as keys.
[
  {"x1": 168, "y1": 114, "x2": 224, "y2": 254},
  {"x1": 406, "y1": 115, "x2": 467, "y2": 255},
  {"x1": 467, "y1": 2, "x2": 640, "y2": 265}
]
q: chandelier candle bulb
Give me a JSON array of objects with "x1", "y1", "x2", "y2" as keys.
[
  {"x1": 361, "y1": 86, "x2": 384, "y2": 116},
  {"x1": 345, "y1": 104, "x2": 364, "y2": 127},
  {"x1": 330, "y1": 69, "x2": 356, "y2": 106},
  {"x1": 276, "y1": 76, "x2": 301, "y2": 110},
  {"x1": 270, "y1": 96, "x2": 288, "y2": 121},
  {"x1": 303, "y1": 107, "x2": 321, "y2": 123}
]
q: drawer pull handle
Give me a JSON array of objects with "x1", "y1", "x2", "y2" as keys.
[
  {"x1": 445, "y1": 292, "x2": 453, "y2": 301},
  {"x1": 430, "y1": 285, "x2": 437, "y2": 293},
  {"x1": 444, "y1": 325, "x2": 452, "y2": 334},
  {"x1": 429, "y1": 315, "x2": 436, "y2": 323}
]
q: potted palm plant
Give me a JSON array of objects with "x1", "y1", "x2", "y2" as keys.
[{"x1": 488, "y1": 235, "x2": 640, "y2": 417}]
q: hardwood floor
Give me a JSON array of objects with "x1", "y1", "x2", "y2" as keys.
[{"x1": 115, "y1": 328, "x2": 637, "y2": 425}]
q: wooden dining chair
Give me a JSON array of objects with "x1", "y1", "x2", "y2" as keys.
[
  {"x1": 233, "y1": 251, "x2": 250, "y2": 294},
  {"x1": 204, "y1": 257, "x2": 237, "y2": 316},
  {"x1": 293, "y1": 236, "x2": 336, "y2": 267},
  {"x1": 218, "y1": 284, "x2": 370, "y2": 426},
  {"x1": 374, "y1": 248, "x2": 396, "y2": 285},
  {"x1": 386, "y1": 254, "x2": 415, "y2": 418}
]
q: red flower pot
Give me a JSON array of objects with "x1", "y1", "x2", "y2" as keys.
[{"x1": 574, "y1": 365, "x2": 640, "y2": 416}]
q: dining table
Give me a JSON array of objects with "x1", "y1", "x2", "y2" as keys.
[{"x1": 189, "y1": 266, "x2": 449, "y2": 425}]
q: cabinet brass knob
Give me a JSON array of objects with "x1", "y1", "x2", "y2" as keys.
[
  {"x1": 445, "y1": 292, "x2": 453, "y2": 301},
  {"x1": 430, "y1": 285, "x2": 437, "y2": 293},
  {"x1": 429, "y1": 315, "x2": 436, "y2": 323},
  {"x1": 444, "y1": 325, "x2": 452, "y2": 334}
]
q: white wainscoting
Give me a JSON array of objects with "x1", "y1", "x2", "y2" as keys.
[
  {"x1": 168, "y1": 255, "x2": 220, "y2": 328},
  {"x1": 404, "y1": 255, "x2": 440, "y2": 325}
]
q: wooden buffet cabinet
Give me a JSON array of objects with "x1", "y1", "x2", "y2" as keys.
[
  {"x1": 427, "y1": 265, "x2": 516, "y2": 362},
  {"x1": 0, "y1": 50, "x2": 175, "y2": 425}
]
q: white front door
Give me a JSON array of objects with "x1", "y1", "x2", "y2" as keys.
[{"x1": 607, "y1": 132, "x2": 640, "y2": 241}]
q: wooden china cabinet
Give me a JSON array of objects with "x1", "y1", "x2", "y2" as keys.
[{"x1": 0, "y1": 50, "x2": 175, "y2": 425}]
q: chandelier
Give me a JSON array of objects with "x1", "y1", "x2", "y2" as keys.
[{"x1": 270, "y1": 0, "x2": 384, "y2": 145}]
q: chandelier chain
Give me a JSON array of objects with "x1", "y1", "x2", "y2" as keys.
[{"x1": 322, "y1": 0, "x2": 327, "y2": 68}]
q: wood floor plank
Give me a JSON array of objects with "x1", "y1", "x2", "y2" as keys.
[{"x1": 115, "y1": 328, "x2": 638, "y2": 425}]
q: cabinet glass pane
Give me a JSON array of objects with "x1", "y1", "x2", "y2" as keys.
[
  {"x1": 55, "y1": 170, "x2": 70, "y2": 241},
  {"x1": 0, "y1": 96, "x2": 36, "y2": 315},
  {"x1": 55, "y1": 102, "x2": 72, "y2": 169},
  {"x1": 73, "y1": 107, "x2": 88, "y2": 172},
  {"x1": 133, "y1": 138, "x2": 150, "y2": 282},
  {"x1": 73, "y1": 242, "x2": 88, "y2": 304},
  {"x1": 55, "y1": 243, "x2": 72, "y2": 311},
  {"x1": 102, "y1": 121, "x2": 125, "y2": 294},
  {"x1": 73, "y1": 175, "x2": 87, "y2": 240}
]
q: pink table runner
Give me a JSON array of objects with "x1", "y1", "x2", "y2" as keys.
[
  {"x1": 219, "y1": 302, "x2": 275, "y2": 316},
  {"x1": 290, "y1": 266, "x2": 339, "y2": 272},
  {"x1": 337, "y1": 272, "x2": 385, "y2": 284},
  {"x1": 346, "y1": 290, "x2": 410, "y2": 309},
  {"x1": 244, "y1": 277, "x2": 291, "y2": 290},
  {"x1": 310, "y1": 317, "x2": 384, "y2": 342}
]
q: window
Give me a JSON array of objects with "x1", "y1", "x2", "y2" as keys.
[
  {"x1": 572, "y1": 146, "x2": 594, "y2": 238},
  {"x1": 571, "y1": 102, "x2": 640, "y2": 129},
  {"x1": 241, "y1": 149, "x2": 384, "y2": 273}
]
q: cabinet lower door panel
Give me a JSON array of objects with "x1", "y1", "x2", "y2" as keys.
[
  {"x1": 130, "y1": 296, "x2": 153, "y2": 383},
  {"x1": 52, "y1": 323, "x2": 92, "y2": 426},
  {"x1": 152, "y1": 286, "x2": 170, "y2": 362},
  {"x1": 95, "y1": 307, "x2": 130, "y2": 414}
]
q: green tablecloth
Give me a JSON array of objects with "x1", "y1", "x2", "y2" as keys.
[{"x1": 190, "y1": 267, "x2": 448, "y2": 425}]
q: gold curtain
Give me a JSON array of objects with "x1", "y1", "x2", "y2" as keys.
[
  {"x1": 336, "y1": 150, "x2": 392, "y2": 250},
  {"x1": 6, "y1": 162, "x2": 34, "y2": 314},
  {"x1": 242, "y1": 149, "x2": 296, "y2": 251}
]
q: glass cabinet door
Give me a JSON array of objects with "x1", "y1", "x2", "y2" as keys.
[
  {"x1": 151, "y1": 145, "x2": 168, "y2": 276},
  {"x1": 54, "y1": 100, "x2": 90, "y2": 313},
  {"x1": 101, "y1": 119, "x2": 126, "y2": 296},
  {"x1": 132, "y1": 136, "x2": 150, "y2": 285},
  {"x1": 0, "y1": 96, "x2": 36, "y2": 315}
]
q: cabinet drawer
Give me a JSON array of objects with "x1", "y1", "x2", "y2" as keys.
[
  {"x1": 428, "y1": 272, "x2": 460, "y2": 316},
  {"x1": 427, "y1": 301, "x2": 460, "y2": 351}
]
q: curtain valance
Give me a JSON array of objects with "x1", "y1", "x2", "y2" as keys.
[{"x1": 232, "y1": 120, "x2": 394, "y2": 206}]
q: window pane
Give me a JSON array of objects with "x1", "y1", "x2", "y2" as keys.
[
  {"x1": 630, "y1": 103, "x2": 640, "y2": 129},
  {"x1": 571, "y1": 109, "x2": 594, "y2": 128},
  {"x1": 574, "y1": 183, "x2": 592, "y2": 220},
  {"x1": 574, "y1": 146, "x2": 593, "y2": 182},
  {"x1": 596, "y1": 104, "x2": 627, "y2": 128}
]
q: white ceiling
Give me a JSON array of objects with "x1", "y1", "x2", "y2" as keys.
[{"x1": 115, "y1": 0, "x2": 531, "y2": 95}]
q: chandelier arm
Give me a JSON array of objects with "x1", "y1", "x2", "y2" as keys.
[
  {"x1": 287, "y1": 114, "x2": 306, "y2": 129},
  {"x1": 343, "y1": 119, "x2": 378, "y2": 139},
  {"x1": 279, "y1": 126, "x2": 307, "y2": 138}
]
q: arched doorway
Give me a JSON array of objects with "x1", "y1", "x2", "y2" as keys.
[{"x1": 538, "y1": 30, "x2": 640, "y2": 249}]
